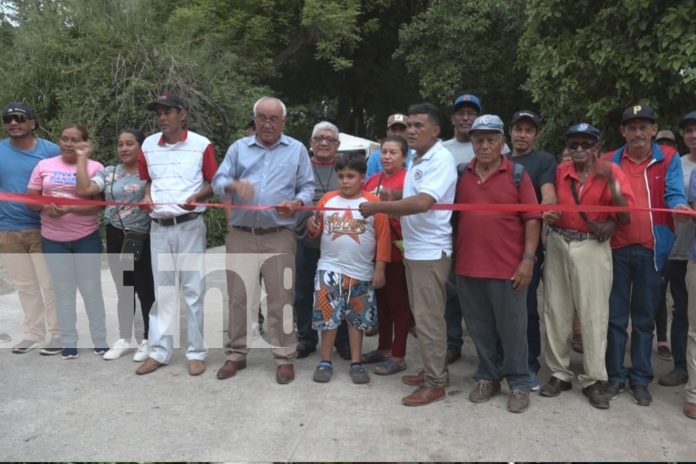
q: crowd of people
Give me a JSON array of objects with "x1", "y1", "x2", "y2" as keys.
[{"x1": 1, "y1": 93, "x2": 695, "y2": 419}]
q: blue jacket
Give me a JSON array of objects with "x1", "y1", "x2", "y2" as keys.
[{"x1": 605, "y1": 142, "x2": 687, "y2": 270}]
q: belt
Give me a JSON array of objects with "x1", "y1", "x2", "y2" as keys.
[
  {"x1": 154, "y1": 212, "x2": 200, "y2": 227},
  {"x1": 232, "y1": 226, "x2": 286, "y2": 235},
  {"x1": 549, "y1": 226, "x2": 596, "y2": 242}
]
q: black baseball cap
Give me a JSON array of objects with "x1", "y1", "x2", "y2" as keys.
[
  {"x1": 565, "y1": 123, "x2": 601, "y2": 140},
  {"x1": 3, "y1": 102, "x2": 38, "y2": 129},
  {"x1": 146, "y1": 94, "x2": 188, "y2": 111},
  {"x1": 511, "y1": 110, "x2": 540, "y2": 129},
  {"x1": 621, "y1": 104, "x2": 656, "y2": 124}
]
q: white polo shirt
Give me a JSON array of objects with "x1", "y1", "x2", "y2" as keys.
[{"x1": 401, "y1": 140, "x2": 457, "y2": 260}]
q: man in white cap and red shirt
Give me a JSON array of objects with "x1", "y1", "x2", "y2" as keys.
[
  {"x1": 453, "y1": 114, "x2": 540, "y2": 413},
  {"x1": 366, "y1": 113, "x2": 412, "y2": 178},
  {"x1": 136, "y1": 93, "x2": 218, "y2": 377}
]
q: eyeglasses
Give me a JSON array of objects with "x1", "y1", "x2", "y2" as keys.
[
  {"x1": 311, "y1": 135, "x2": 339, "y2": 144},
  {"x1": 2, "y1": 114, "x2": 28, "y2": 124},
  {"x1": 454, "y1": 109, "x2": 478, "y2": 118},
  {"x1": 254, "y1": 115, "x2": 282, "y2": 126},
  {"x1": 566, "y1": 140, "x2": 597, "y2": 150}
]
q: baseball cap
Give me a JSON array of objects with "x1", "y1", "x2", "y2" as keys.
[
  {"x1": 655, "y1": 130, "x2": 676, "y2": 143},
  {"x1": 3, "y1": 102, "x2": 36, "y2": 119},
  {"x1": 511, "y1": 110, "x2": 540, "y2": 129},
  {"x1": 146, "y1": 94, "x2": 188, "y2": 111},
  {"x1": 679, "y1": 110, "x2": 696, "y2": 129},
  {"x1": 453, "y1": 94, "x2": 481, "y2": 113},
  {"x1": 621, "y1": 104, "x2": 656, "y2": 124},
  {"x1": 565, "y1": 123, "x2": 601, "y2": 140},
  {"x1": 3, "y1": 102, "x2": 38, "y2": 129},
  {"x1": 387, "y1": 113, "x2": 407, "y2": 128},
  {"x1": 469, "y1": 114, "x2": 504, "y2": 135}
]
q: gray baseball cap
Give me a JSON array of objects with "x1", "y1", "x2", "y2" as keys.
[{"x1": 469, "y1": 114, "x2": 504, "y2": 135}]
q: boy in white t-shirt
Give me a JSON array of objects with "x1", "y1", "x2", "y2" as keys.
[{"x1": 307, "y1": 152, "x2": 391, "y2": 384}]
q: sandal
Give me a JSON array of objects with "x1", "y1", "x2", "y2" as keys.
[
  {"x1": 375, "y1": 358, "x2": 407, "y2": 376},
  {"x1": 361, "y1": 350, "x2": 389, "y2": 364}
]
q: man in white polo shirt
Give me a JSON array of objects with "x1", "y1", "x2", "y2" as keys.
[{"x1": 360, "y1": 102, "x2": 456, "y2": 406}]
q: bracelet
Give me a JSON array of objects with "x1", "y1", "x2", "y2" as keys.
[{"x1": 522, "y1": 252, "x2": 537, "y2": 262}]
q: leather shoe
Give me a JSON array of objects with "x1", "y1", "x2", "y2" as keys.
[
  {"x1": 188, "y1": 359, "x2": 206, "y2": 376},
  {"x1": 217, "y1": 360, "x2": 246, "y2": 380},
  {"x1": 135, "y1": 357, "x2": 163, "y2": 375},
  {"x1": 296, "y1": 344, "x2": 316, "y2": 359},
  {"x1": 446, "y1": 346, "x2": 461, "y2": 364},
  {"x1": 401, "y1": 369, "x2": 449, "y2": 387},
  {"x1": 684, "y1": 401, "x2": 696, "y2": 419},
  {"x1": 276, "y1": 364, "x2": 295, "y2": 384},
  {"x1": 402, "y1": 386, "x2": 446, "y2": 406}
]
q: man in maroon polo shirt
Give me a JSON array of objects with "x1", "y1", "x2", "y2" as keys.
[{"x1": 453, "y1": 114, "x2": 541, "y2": 414}]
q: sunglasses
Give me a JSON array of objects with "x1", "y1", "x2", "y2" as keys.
[
  {"x1": 566, "y1": 140, "x2": 596, "y2": 150},
  {"x1": 2, "y1": 114, "x2": 29, "y2": 124}
]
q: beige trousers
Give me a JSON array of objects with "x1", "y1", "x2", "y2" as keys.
[
  {"x1": 543, "y1": 231, "x2": 611, "y2": 388},
  {"x1": 225, "y1": 227, "x2": 297, "y2": 365},
  {"x1": 404, "y1": 255, "x2": 451, "y2": 388},
  {"x1": 0, "y1": 229, "x2": 58, "y2": 341}
]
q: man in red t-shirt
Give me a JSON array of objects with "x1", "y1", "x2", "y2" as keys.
[
  {"x1": 453, "y1": 114, "x2": 541, "y2": 414},
  {"x1": 542, "y1": 123, "x2": 634, "y2": 409}
]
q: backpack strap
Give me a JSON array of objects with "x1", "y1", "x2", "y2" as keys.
[{"x1": 512, "y1": 162, "x2": 524, "y2": 190}]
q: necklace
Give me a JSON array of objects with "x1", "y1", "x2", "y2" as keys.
[{"x1": 312, "y1": 161, "x2": 335, "y2": 195}]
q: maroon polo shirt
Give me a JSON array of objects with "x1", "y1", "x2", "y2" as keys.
[{"x1": 455, "y1": 156, "x2": 541, "y2": 279}]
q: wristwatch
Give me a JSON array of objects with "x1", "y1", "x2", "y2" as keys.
[{"x1": 522, "y1": 252, "x2": 538, "y2": 262}]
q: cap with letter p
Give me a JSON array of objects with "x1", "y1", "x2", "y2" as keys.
[{"x1": 621, "y1": 104, "x2": 656, "y2": 124}]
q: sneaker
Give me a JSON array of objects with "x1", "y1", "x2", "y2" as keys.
[
  {"x1": 350, "y1": 364, "x2": 370, "y2": 384},
  {"x1": 657, "y1": 345, "x2": 672, "y2": 361},
  {"x1": 530, "y1": 372, "x2": 540, "y2": 392},
  {"x1": 93, "y1": 347, "x2": 109, "y2": 355},
  {"x1": 658, "y1": 369, "x2": 688, "y2": 387},
  {"x1": 0, "y1": 333, "x2": 11, "y2": 343},
  {"x1": 539, "y1": 377, "x2": 573, "y2": 397},
  {"x1": 313, "y1": 362, "x2": 333, "y2": 383},
  {"x1": 11, "y1": 339, "x2": 37, "y2": 354},
  {"x1": 583, "y1": 382, "x2": 610, "y2": 410},
  {"x1": 508, "y1": 389, "x2": 530, "y2": 413},
  {"x1": 102, "y1": 338, "x2": 134, "y2": 360},
  {"x1": 61, "y1": 348, "x2": 79, "y2": 359},
  {"x1": 605, "y1": 380, "x2": 625, "y2": 400},
  {"x1": 39, "y1": 338, "x2": 62, "y2": 356},
  {"x1": 469, "y1": 380, "x2": 501, "y2": 403},
  {"x1": 629, "y1": 384, "x2": 652, "y2": 406},
  {"x1": 132, "y1": 340, "x2": 150, "y2": 362}
]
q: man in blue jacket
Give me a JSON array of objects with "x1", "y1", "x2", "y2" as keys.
[{"x1": 604, "y1": 104, "x2": 691, "y2": 406}]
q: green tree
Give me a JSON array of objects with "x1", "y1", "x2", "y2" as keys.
[
  {"x1": 395, "y1": 0, "x2": 530, "y2": 138},
  {"x1": 519, "y1": 0, "x2": 696, "y2": 150}
]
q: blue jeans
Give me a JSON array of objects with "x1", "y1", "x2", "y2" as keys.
[
  {"x1": 664, "y1": 260, "x2": 689, "y2": 373},
  {"x1": 294, "y1": 240, "x2": 347, "y2": 349},
  {"x1": 607, "y1": 245, "x2": 661, "y2": 386},
  {"x1": 526, "y1": 253, "x2": 544, "y2": 373},
  {"x1": 42, "y1": 231, "x2": 107, "y2": 348},
  {"x1": 445, "y1": 271, "x2": 462, "y2": 349}
]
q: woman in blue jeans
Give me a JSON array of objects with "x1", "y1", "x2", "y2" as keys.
[{"x1": 26, "y1": 123, "x2": 107, "y2": 359}]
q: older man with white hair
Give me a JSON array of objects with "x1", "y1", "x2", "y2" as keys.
[
  {"x1": 295, "y1": 121, "x2": 350, "y2": 360},
  {"x1": 212, "y1": 96, "x2": 315, "y2": 384}
]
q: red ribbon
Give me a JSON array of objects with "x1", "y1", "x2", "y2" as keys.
[{"x1": 1, "y1": 192, "x2": 693, "y2": 216}]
